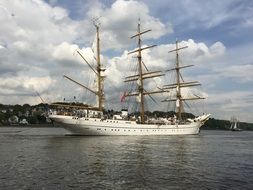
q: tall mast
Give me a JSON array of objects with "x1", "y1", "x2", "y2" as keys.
[
  {"x1": 127, "y1": 20, "x2": 159, "y2": 124},
  {"x1": 163, "y1": 40, "x2": 205, "y2": 121},
  {"x1": 137, "y1": 21, "x2": 145, "y2": 123},
  {"x1": 60, "y1": 22, "x2": 105, "y2": 112},
  {"x1": 175, "y1": 41, "x2": 182, "y2": 120},
  {"x1": 95, "y1": 24, "x2": 103, "y2": 111}
]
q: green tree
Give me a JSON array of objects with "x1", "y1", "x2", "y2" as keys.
[{"x1": 27, "y1": 116, "x2": 38, "y2": 124}]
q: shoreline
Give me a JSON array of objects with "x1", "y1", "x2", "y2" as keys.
[
  {"x1": 0, "y1": 125, "x2": 252, "y2": 131},
  {"x1": 0, "y1": 124, "x2": 55, "y2": 128}
]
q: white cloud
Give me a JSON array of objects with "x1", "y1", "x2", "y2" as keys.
[
  {"x1": 52, "y1": 42, "x2": 79, "y2": 61},
  {"x1": 0, "y1": 75, "x2": 55, "y2": 97},
  {"x1": 147, "y1": 0, "x2": 253, "y2": 30},
  {"x1": 85, "y1": 0, "x2": 173, "y2": 50},
  {"x1": 104, "y1": 39, "x2": 226, "y2": 113},
  {"x1": 207, "y1": 90, "x2": 253, "y2": 121},
  {"x1": 0, "y1": 45, "x2": 5, "y2": 49},
  {"x1": 0, "y1": 0, "x2": 252, "y2": 122},
  {"x1": 0, "y1": 0, "x2": 80, "y2": 103},
  {"x1": 209, "y1": 42, "x2": 226, "y2": 56},
  {"x1": 217, "y1": 64, "x2": 253, "y2": 83}
]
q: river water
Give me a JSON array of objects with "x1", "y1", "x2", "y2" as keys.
[{"x1": 0, "y1": 127, "x2": 252, "y2": 189}]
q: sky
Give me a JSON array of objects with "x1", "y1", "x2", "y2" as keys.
[{"x1": 0, "y1": 0, "x2": 252, "y2": 122}]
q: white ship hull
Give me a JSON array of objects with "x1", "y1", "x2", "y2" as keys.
[{"x1": 49, "y1": 114, "x2": 210, "y2": 136}]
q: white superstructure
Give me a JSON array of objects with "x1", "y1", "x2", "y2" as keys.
[{"x1": 50, "y1": 113, "x2": 210, "y2": 135}]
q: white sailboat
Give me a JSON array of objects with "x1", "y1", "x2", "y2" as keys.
[
  {"x1": 49, "y1": 21, "x2": 210, "y2": 135},
  {"x1": 230, "y1": 116, "x2": 242, "y2": 131}
]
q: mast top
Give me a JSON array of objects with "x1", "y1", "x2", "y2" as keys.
[
  {"x1": 92, "y1": 17, "x2": 101, "y2": 28},
  {"x1": 168, "y1": 41, "x2": 188, "y2": 53}
]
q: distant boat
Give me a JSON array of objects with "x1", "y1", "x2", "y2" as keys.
[
  {"x1": 230, "y1": 116, "x2": 242, "y2": 131},
  {"x1": 49, "y1": 20, "x2": 210, "y2": 135}
]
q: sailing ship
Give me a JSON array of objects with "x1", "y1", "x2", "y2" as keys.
[
  {"x1": 230, "y1": 116, "x2": 242, "y2": 131},
  {"x1": 49, "y1": 21, "x2": 210, "y2": 135}
]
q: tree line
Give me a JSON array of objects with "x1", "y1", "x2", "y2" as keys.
[{"x1": 0, "y1": 103, "x2": 252, "y2": 130}]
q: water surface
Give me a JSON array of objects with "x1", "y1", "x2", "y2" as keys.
[{"x1": 0, "y1": 127, "x2": 252, "y2": 189}]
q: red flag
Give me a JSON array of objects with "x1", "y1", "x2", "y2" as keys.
[{"x1": 120, "y1": 91, "x2": 127, "y2": 102}]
